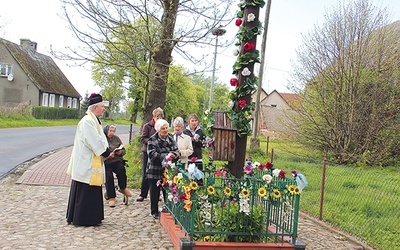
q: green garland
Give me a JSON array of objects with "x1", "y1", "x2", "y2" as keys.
[
  {"x1": 232, "y1": 50, "x2": 260, "y2": 74},
  {"x1": 203, "y1": 0, "x2": 264, "y2": 138},
  {"x1": 238, "y1": 0, "x2": 266, "y2": 9}
]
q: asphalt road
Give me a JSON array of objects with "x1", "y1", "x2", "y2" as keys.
[{"x1": 0, "y1": 124, "x2": 139, "y2": 179}]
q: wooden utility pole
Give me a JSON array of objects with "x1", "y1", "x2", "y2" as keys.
[{"x1": 250, "y1": 0, "x2": 272, "y2": 150}]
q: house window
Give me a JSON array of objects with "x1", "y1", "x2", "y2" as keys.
[
  {"x1": 72, "y1": 98, "x2": 78, "y2": 108},
  {"x1": 49, "y1": 94, "x2": 55, "y2": 107},
  {"x1": 67, "y1": 97, "x2": 72, "y2": 108},
  {"x1": 42, "y1": 93, "x2": 49, "y2": 106},
  {"x1": 59, "y1": 95, "x2": 64, "y2": 107},
  {"x1": 0, "y1": 63, "x2": 13, "y2": 76}
]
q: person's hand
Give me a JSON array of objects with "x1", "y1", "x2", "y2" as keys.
[
  {"x1": 115, "y1": 149, "x2": 122, "y2": 156},
  {"x1": 109, "y1": 151, "x2": 115, "y2": 159},
  {"x1": 193, "y1": 134, "x2": 200, "y2": 142}
]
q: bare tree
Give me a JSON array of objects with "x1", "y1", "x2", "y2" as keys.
[
  {"x1": 53, "y1": 0, "x2": 235, "y2": 122},
  {"x1": 290, "y1": 0, "x2": 400, "y2": 165}
]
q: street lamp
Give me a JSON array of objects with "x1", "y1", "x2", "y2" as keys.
[{"x1": 208, "y1": 27, "x2": 226, "y2": 110}]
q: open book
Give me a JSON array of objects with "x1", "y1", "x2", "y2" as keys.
[{"x1": 114, "y1": 144, "x2": 124, "y2": 152}]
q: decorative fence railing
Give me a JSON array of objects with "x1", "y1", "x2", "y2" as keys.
[{"x1": 162, "y1": 162, "x2": 301, "y2": 245}]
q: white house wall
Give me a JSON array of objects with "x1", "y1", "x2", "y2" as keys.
[{"x1": 0, "y1": 50, "x2": 39, "y2": 107}]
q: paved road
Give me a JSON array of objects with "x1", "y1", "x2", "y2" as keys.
[{"x1": 0, "y1": 125, "x2": 138, "y2": 179}]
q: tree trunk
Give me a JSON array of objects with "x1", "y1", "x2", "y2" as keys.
[{"x1": 143, "y1": 0, "x2": 179, "y2": 123}]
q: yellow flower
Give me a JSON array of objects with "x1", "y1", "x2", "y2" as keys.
[
  {"x1": 287, "y1": 185, "x2": 296, "y2": 194},
  {"x1": 223, "y1": 187, "x2": 232, "y2": 196},
  {"x1": 257, "y1": 187, "x2": 267, "y2": 197},
  {"x1": 185, "y1": 186, "x2": 192, "y2": 192},
  {"x1": 203, "y1": 235, "x2": 211, "y2": 242},
  {"x1": 173, "y1": 176, "x2": 179, "y2": 184},
  {"x1": 207, "y1": 186, "x2": 215, "y2": 195},
  {"x1": 241, "y1": 189, "x2": 250, "y2": 198},
  {"x1": 184, "y1": 200, "x2": 192, "y2": 211},
  {"x1": 189, "y1": 181, "x2": 198, "y2": 190},
  {"x1": 272, "y1": 189, "x2": 282, "y2": 199},
  {"x1": 294, "y1": 186, "x2": 301, "y2": 195}
]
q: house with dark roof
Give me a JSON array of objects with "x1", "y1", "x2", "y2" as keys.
[
  {"x1": 0, "y1": 38, "x2": 81, "y2": 108},
  {"x1": 259, "y1": 90, "x2": 302, "y2": 134}
]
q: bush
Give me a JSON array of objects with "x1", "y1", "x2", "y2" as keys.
[{"x1": 32, "y1": 106, "x2": 79, "y2": 119}]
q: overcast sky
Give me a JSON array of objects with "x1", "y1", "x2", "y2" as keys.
[{"x1": 2, "y1": 0, "x2": 400, "y2": 96}]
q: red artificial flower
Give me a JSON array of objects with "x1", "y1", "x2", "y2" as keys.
[
  {"x1": 190, "y1": 157, "x2": 198, "y2": 163},
  {"x1": 243, "y1": 42, "x2": 255, "y2": 52},
  {"x1": 279, "y1": 170, "x2": 286, "y2": 179},
  {"x1": 235, "y1": 18, "x2": 242, "y2": 26},
  {"x1": 238, "y1": 99, "x2": 246, "y2": 109},
  {"x1": 258, "y1": 163, "x2": 265, "y2": 170},
  {"x1": 178, "y1": 195, "x2": 186, "y2": 200},
  {"x1": 291, "y1": 169, "x2": 298, "y2": 177},
  {"x1": 230, "y1": 78, "x2": 238, "y2": 87},
  {"x1": 266, "y1": 162, "x2": 273, "y2": 170}
]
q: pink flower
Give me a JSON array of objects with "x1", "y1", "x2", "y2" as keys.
[
  {"x1": 238, "y1": 100, "x2": 246, "y2": 109},
  {"x1": 243, "y1": 164, "x2": 253, "y2": 175},
  {"x1": 230, "y1": 78, "x2": 238, "y2": 87},
  {"x1": 291, "y1": 169, "x2": 298, "y2": 177},
  {"x1": 235, "y1": 18, "x2": 242, "y2": 26}
]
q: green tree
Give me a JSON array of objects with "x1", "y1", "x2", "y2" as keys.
[
  {"x1": 55, "y1": 0, "x2": 235, "y2": 124},
  {"x1": 291, "y1": 0, "x2": 400, "y2": 165}
]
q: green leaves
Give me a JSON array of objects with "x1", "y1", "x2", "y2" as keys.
[{"x1": 238, "y1": 0, "x2": 266, "y2": 9}]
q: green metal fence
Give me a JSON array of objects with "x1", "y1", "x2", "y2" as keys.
[{"x1": 163, "y1": 162, "x2": 301, "y2": 244}]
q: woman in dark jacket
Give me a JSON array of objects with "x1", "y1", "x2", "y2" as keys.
[
  {"x1": 137, "y1": 107, "x2": 164, "y2": 202},
  {"x1": 103, "y1": 124, "x2": 131, "y2": 207},
  {"x1": 147, "y1": 119, "x2": 179, "y2": 219},
  {"x1": 183, "y1": 113, "x2": 206, "y2": 170}
]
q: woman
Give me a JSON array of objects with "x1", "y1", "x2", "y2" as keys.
[
  {"x1": 137, "y1": 107, "x2": 164, "y2": 202},
  {"x1": 172, "y1": 117, "x2": 193, "y2": 168},
  {"x1": 147, "y1": 119, "x2": 179, "y2": 219},
  {"x1": 103, "y1": 124, "x2": 132, "y2": 207},
  {"x1": 183, "y1": 113, "x2": 206, "y2": 170}
]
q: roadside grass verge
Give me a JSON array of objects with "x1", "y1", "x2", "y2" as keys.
[{"x1": 0, "y1": 116, "x2": 136, "y2": 128}]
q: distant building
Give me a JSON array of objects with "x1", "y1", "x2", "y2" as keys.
[
  {"x1": 259, "y1": 90, "x2": 302, "y2": 134},
  {"x1": 0, "y1": 38, "x2": 81, "y2": 108}
]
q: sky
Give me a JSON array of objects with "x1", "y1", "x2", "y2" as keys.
[{"x1": 2, "y1": 0, "x2": 400, "y2": 97}]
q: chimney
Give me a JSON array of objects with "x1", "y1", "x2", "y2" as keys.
[{"x1": 20, "y1": 38, "x2": 37, "y2": 52}]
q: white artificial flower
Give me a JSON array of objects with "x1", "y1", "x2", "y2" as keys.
[
  {"x1": 228, "y1": 100, "x2": 234, "y2": 109},
  {"x1": 177, "y1": 173, "x2": 183, "y2": 179},
  {"x1": 247, "y1": 13, "x2": 256, "y2": 22},
  {"x1": 241, "y1": 67, "x2": 251, "y2": 76},
  {"x1": 205, "y1": 109, "x2": 210, "y2": 115},
  {"x1": 168, "y1": 193, "x2": 173, "y2": 201},
  {"x1": 262, "y1": 174, "x2": 273, "y2": 183},
  {"x1": 203, "y1": 212, "x2": 212, "y2": 220},
  {"x1": 272, "y1": 168, "x2": 281, "y2": 177},
  {"x1": 253, "y1": 161, "x2": 260, "y2": 168}
]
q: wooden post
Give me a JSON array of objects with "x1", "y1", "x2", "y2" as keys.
[
  {"x1": 228, "y1": 4, "x2": 262, "y2": 178},
  {"x1": 319, "y1": 158, "x2": 327, "y2": 220}
]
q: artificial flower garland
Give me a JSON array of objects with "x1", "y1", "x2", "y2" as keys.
[{"x1": 227, "y1": 0, "x2": 264, "y2": 137}]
